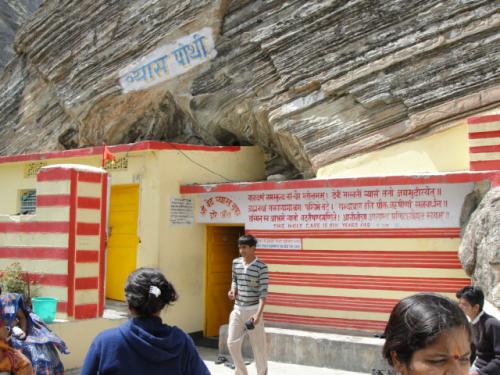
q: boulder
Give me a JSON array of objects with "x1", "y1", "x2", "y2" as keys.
[{"x1": 459, "y1": 187, "x2": 500, "y2": 307}]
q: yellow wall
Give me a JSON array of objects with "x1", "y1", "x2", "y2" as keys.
[
  {"x1": 317, "y1": 124, "x2": 469, "y2": 178},
  {"x1": 156, "y1": 148, "x2": 265, "y2": 332},
  {"x1": 316, "y1": 106, "x2": 500, "y2": 178},
  {"x1": 0, "y1": 156, "x2": 96, "y2": 215},
  {"x1": 0, "y1": 145, "x2": 265, "y2": 333}
]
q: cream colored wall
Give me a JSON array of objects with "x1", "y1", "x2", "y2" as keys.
[
  {"x1": 0, "y1": 145, "x2": 265, "y2": 332},
  {"x1": 317, "y1": 124, "x2": 469, "y2": 178},
  {"x1": 51, "y1": 317, "x2": 126, "y2": 369},
  {"x1": 156, "y1": 146, "x2": 265, "y2": 332},
  {"x1": 0, "y1": 162, "x2": 41, "y2": 214},
  {"x1": 0, "y1": 156, "x2": 96, "y2": 214},
  {"x1": 0, "y1": 152, "x2": 159, "y2": 262},
  {"x1": 317, "y1": 106, "x2": 500, "y2": 178}
]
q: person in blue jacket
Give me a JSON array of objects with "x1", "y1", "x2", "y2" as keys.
[{"x1": 81, "y1": 268, "x2": 210, "y2": 375}]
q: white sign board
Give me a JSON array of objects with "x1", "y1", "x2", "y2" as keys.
[
  {"x1": 120, "y1": 27, "x2": 216, "y2": 92},
  {"x1": 196, "y1": 183, "x2": 473, "y2": 230},
  {"x1": 170, "y1": 197, "x2": 194, "y2": 225},
  {"x1": 256, "y1": 238, "x2": 302, "y2": 250}
]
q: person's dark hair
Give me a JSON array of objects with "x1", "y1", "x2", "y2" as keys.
[
  {"x1": 382, "y1": 293, "x2": 470, "y2": 367},
  {"x1": 125, "y1": 268, "x2": 178, "y2": 317},
  {"x1": 238, "y1": 234, "x2": 257, "y2": 247},
  {"x1": 456, "y1": 285, "x2": 484, "y2": 310}
]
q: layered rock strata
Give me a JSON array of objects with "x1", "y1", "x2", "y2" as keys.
[
  {"x1": 0, "y1": 0, "x2": 42, "y2": 71},
  {"x1": 0, "y1": 0, "x2": 498, "y2": 178}
]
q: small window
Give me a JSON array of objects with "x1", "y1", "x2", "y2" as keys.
[{"x1": 19, "y1": 190, "x2": 36, "y2": 214}]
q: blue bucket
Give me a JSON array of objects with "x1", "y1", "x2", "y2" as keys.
[{"x1": 32, "y1": 297, "x2": 58, "y2": 323}]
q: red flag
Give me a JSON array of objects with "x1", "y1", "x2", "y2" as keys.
[{"x1": 102, "y1": 144, "x2": 116, "y2": 167}]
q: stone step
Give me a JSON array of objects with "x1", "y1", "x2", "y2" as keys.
[{"x1": 219, "y1": 325, "x2": 394, "y2": 374}]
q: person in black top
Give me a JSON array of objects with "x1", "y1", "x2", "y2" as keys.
[{"x1": 456, "y1": 286, "x2": 500, "y2": 375}]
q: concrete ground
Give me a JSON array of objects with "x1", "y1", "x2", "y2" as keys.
[
  {"x1": 199, "y1": 346, "x2": 369, "y2": 375},
  {"x1": 66, "y1": 346, "x2": 369, "y2": 375}
]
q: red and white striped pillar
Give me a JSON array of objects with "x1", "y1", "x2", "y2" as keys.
[
  {"x1": 468, "y1": 114, "x2": 500, "y2": 172},
  {"x1": 0, "y1": 165, "x2": 108, "y2": 319}
]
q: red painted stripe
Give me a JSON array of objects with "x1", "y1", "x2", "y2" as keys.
[
  {"x1": 269, "y1": 272, "x2": 470, "y2": 292},
  {"x1": 37, "y1": 195, "x2": 70, "y2": 207},
  {"x1": 98, "y1": 174, "x2": 108, "y2": 317},
  {"x1": 470, "y1": 160, "x2": 500, "y2": 171},
  {"x1": 267, "y1": 292, "x2": 398, "y2": 313},
  {"x1": 32, "y1": 273, "x2": 68, "y2": 287},
  {"x1": 0, "y1": 222, "x2": 69, "y2": 233},
  {"x1": 76, "y1": 223, "x2": 100, "y2": 236},
  {"x1": 248, "y1": 228, "x2": 461, "y2": 239},
  {"x1": 78, "y1": 172, "x2": 102, "y2": 183},
  {"x1": 467, "y1": 115, "x2": 500, "y2": 124},
  {"x1": 77, "y1": 197, "x2": 100, "y2": 209},
  {"x1": 74, "y1": 304, "x2": 98, "y2": 319},
  {"x1": 57, "y1": 301, "x2": 67, "y2": 313},
  {"x1": 67, "y1": 170, "x2": 77, "y2": 317},
  {"x1": 180, "y1": 171, "x2": 496, "y2": 194},
  {"x1": 257, "y1": 250, "x2": 462, "y2": 268},
  {"x1": 37, "y1": 168, "x2": 72, "y2": 181},
  {"x1": 0, "y1": 247, "x2": 67, "y2": 260},
  {"x1": 0, "y1": 141, "x2": 241, "y2": 165},
  {"x1": 75, "y1": 277, "x2": 98, "y2": 290},
  {"x1": 469, "y1": 144, "x2": 500, "y2": 153},
  {"x1": 263, "y1": 312, "x2": 386, "y2": 331},
  {"x1": 469, "y1": 130, "x2": 500, "y2": 139},
  {"x1": 76, "y1": 250, "x2": 99, "y2": 263}
]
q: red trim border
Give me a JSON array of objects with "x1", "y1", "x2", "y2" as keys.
[
  {"x1": 181, "y1": 171, "x2": 496, "y2": 194},
  {"x1": 470, "y1": 160, "x2": 500, "y2": 171},
  {"x1": 467, "y1": 115, "x2": 500, "y2": 124},
  {"x1": 76, "y1": 250, "x2": 99, "y2": 263},
  {"x1": 67, "y1": 170, "x2": 77, "y2": 317},
  {"x1": 0, "y1": 247, "x2": 67, "y2": 260},
  {"x1": 74, "y1": 304, "x2": 98, "y2": 319},
  {"x1": 37, "y1": 195, "x2": 70, "y2": 207},
  {"x1": 0, "y1": 141, "x2": 241, "y2": 165},
  {"x1": 75, "y1": 277, "x2": 98, "y2": 290},
  {"x1": 0, "y1": 222, "x2": 69, "y2": 233},
  {"x1": 98, "y1": 174, "x2": 108, "y2": 316},
  {"x1": 267, "y1": 292, "x2": 398, "y2": 313},
  {"x1": 263, "y1": 312, "x2": 386, "y2": 331},
  {"x1": 248, "y1": 228, "x2": 461, "y2": 239}
]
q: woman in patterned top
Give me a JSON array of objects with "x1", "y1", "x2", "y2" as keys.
[{"x1": 0, "y1": 289, "x2": 68, "y2": 375}]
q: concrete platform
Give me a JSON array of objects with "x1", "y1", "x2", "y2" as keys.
[
  {"x1": 219, "y1": 325, "x2": 393, "y2": 374},
  {"x1": 66, "y1": 346, "x2": 371, "y2": 375}
]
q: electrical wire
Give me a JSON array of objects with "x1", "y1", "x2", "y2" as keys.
[
  {"x1": 121, "y1": 140, "x2": 236, "y2": 183},
  {"x1": 165, "y1": 141, "x2": 236, "y2": 183}
]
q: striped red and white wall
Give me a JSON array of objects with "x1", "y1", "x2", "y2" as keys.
[
  {"x1": 255, "y1": 236, "x2": 469, "y2": 332},
  {"x1": 468, "y1": 114, "x2": 500, "y2": 171},
  {"x1": 183, "y1": 170, "x2": 500, "y2": 333},
  {"x1": 0, "y1": 165, "x2": 107, "y2": 319}
]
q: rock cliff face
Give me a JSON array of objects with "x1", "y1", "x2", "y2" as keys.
[
  {"x1": 0, "y1": 1, "x2": 499, "y2": 178},
  {"x1": 0, "y1": 0, "x2": 42, "y2": 71},
  {"x1": 460, "y1": 187, "x2": 500, "y2": 307}
]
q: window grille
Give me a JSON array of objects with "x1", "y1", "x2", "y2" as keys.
[{"x1": 19, "y1": 190, "x2": 36, "y2": 214}]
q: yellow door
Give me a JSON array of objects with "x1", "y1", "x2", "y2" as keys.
[
  {"x1": 205, "y1": 226, "x2": 243, "y2": 337},
  {"x1": 106, "y1": 185, "x2": 139, "y2": 301}
]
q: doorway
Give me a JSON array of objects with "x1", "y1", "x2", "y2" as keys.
[
  {"x1": 105, "y1": 184, "x2": 140, "y2": 301},
  {"x1": 205, "y1": 225, "x2": 244, "y2": 337}
]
